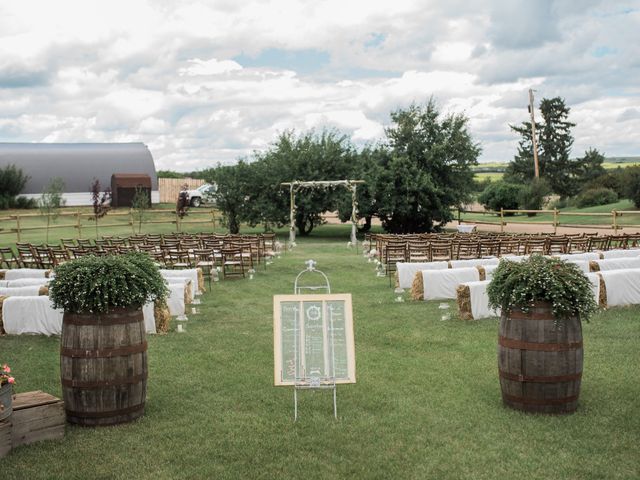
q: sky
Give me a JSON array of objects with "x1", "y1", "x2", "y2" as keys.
[{"x1": 0, "y1": 0, "x2": 638, "y2": 171}]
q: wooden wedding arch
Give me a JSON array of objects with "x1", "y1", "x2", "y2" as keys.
[{"x1": 280, "y1": 180, "x2": 365, "y2": 244}]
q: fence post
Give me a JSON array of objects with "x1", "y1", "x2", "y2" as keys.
[
  {"x1": 500, "y1": 208, "x2": 504, "y2": 233},
  {"x1": 612, "y1": 209, "x2": 618, "y2": 234},
  {"x1": 76, "y1": 210, "x2": 82, "y2": 238},
  {"x1": 15, "y1": 215, "x2": 21, "y2": 242},
  {"x1": 211, "y1": 209, "x2": 216, "y2": 231},
  {"x1": 553, "y1": 209, "x2": 558, "y2": 235},
  {"x1": 129, "y1": 208, "x2": 135, "y2": 234},
  {"x1": 457, "y1": 207, "x2": 462, "y2": 225},
  {"x1": 175, "y1": 211, "x2": 181, "y2": 232}
]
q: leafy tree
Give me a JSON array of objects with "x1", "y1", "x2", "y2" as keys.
[
  {"x1": 518, "y1": 178, "x2": 551, "y2": 216},
  {"x1": 131, "y1": 186, "x2": 150, "y2": 234},
  {"x1": 373, "y1": 99, "x2": 480, "y2": 233},
  {"x1": 574, "y1": 148, "x2": 606, "y2": 188},
  {"x1": 90, "y1": 179, "x2": 111, "y2": 238},
  {"x1": 0, "y1": 164, "x2": 31, "y2": 209},
  {"x1": 157, "y1": 170, "x2": 188, "y2": 178},
  {"x1": 622, "y1": 166, "x2": 640, "y2": 208},
  {"x1": 210, "y1": 162, "x2": 251, "y2": 234},
  {"x1": 505, "y1": 97, "x2": 577, "y2": 197},
  {"x1": 38, "y1": 177, "x2": 66, "y2": 243},
  {"x1": 478, "y1": 181, "x2": 520, "y2": 214}
]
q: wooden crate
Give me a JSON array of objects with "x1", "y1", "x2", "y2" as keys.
[
  {"x1": 11, "y1": 391, "x2": 64, "y2": 448},
  {"x1": 0, "y1": 419, "x2": 10, "y2": 458}
]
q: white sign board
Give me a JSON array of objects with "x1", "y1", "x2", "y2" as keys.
[{"x1": 273, "y1": 294, "x2": 356, "y2": 386}]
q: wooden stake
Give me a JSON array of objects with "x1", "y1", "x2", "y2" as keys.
[{"x1": 529, "y1": 89, "x2": 540, "y2": 179}]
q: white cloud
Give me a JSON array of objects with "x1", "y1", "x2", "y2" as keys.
[{"x1": 0, "y1": 0, "x2": 637, "y2": 171}]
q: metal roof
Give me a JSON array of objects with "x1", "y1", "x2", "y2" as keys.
[{"x1": 0, "y1": 143, "x2": 158, "y2": 194}]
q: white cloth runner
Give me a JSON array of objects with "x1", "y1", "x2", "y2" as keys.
[
  {"x1": 0, "y1": 278, "x2": 49, "y2": 288},
  {"x1": 461, "y1": 280, "x2": 501, "y2": 320},
  {"x1": 449, "y1": 258, "x2": 499, "y2": 269},
  {"x1": 500, "y1": 255, "x2": 530, "y2": 263},
  {"x1": 142, "y1": 302, "x2": 156, "y2": 334},
  {"x1": 585, "y1": 273, "x2": 601, "y2": 305},
  {"x1": 4, "y1": 269, "x2": 49, "y2": 280},
  {"x1": 2, "y1": 296, "x2": 63, "y2": 335},
  {"x1": 481, "y1": 264, "x2": 499, "y2": 280},
  {"x1": 160, "y1": 269, "x2": 200, "y2": 297},
  {"x1": 457, "y1": 224, "x2": 477, "y2": 233},
  {"x1": 0, "y1": 286, "x2": 43, "y2": 296},
  {"x1": 599, "y1": 249, "x2": 640, "y2": 259},
  {"x1": 592, "y1": 257, "x2": 640, "y2": 271},
  {"x1": 557, "y1": 252, "x2": 601, "y2": 262},
  {"x1": 565, "y1": 260, "x2": 590, "y2": 273},
  {"x1": 598, "y1": 268, "x2": 640, "y2": 307},
  {"x1": 422, "y1": 267, "x2": 480, "y2": 301},
  {"x1": 166, "y1": 282, "x2": 186, "y2": 316},
  {"x1": 396, "y1": 262, "x2": 448, "y2": 289}
]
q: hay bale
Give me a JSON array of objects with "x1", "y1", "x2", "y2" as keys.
[
  {"x1": 394, "y1": 270, "x2": 400, "y2": 289},
  {"x1": 477, "y1": 265, "x2": 486, "y2": 281},
  {"x1": 196, "y1": 268, "x2": 205, "y2": 293},
  {"x1": 38, "y1": 286, "x2": 49, "y2": 296},
  {"x1": 597, "y1": 273, "x2": 607, "y2": 308},
  {"x1": 589, "y1": 261, "x2": 600, "y2": 272},
  {"x1": 456, "y1": 284, "x2": 474, "y2": 321},
  {"x1": 154, "y1": 300, "x2": 171, "y2": 334},
  {"x1": 45, "y1": 270, "x2": 53, "y2": 278},
  {"x1": 0, "y1": 271, "x2": 5, "y2": 280},
  {"x1": 0, "y1": 295, "x2": 6, "y2": 334},
  {"x1": 184, "y1": 280, "x2": 193, "y2": 305},
  {"x1": 410, "y1": 271, "x2": 424, "y2": 301}
]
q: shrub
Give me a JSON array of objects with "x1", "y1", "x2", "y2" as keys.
[
  {"x1": 518, "y1": 178, "x2": 551, "y2": 216},
  {"x1": 487, "y1": 255, "x2": 597, "y2": 323},
  {"x1": 622, "y1": 166, "x2": 640, "y2": 208},
  {"x1": 49, "y1": 252, "x2": 168, "y2": 314},
  {"x1": 575, "y1": 187, "x2": 618, "y2": 208},
  {"x1": 0, "y1": 164, "x2": 32, "y2": 210},
  {"x1": 478, "y1": 181, "x2": 520, "y2": 214}
]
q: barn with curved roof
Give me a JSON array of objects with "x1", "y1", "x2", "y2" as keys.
[{"x1": 0, "y1": 143, "x2": 158, "y2": 206}]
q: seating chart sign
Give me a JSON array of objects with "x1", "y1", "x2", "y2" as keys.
[{"x1": 273, "y1": 294, "x2": 356, "y2": 386}]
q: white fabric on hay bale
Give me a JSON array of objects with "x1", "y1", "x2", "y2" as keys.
[
  {"x1": 0, "y1": 278, "x2": 49, "y2": 288},
  {"x1": 142, "y1": 302, "x2": 156, "y2": 334},
  {"x1": 585, "y1": 273, "x2": 601, "y2": 305},
  {"x1": 564, "y1": 260, "x2": 590, "y2": 273},
  {"x1": 4, "y1": 269, "x2": 49, "y2": 280},
  {"x1": 160, "y1": 269, "x2": 201, "y2": 296},
  {"x1": 449, "y1": 258, "x2": 499, "y2": 269},
  {"x1": 422, "y1": 267, "x2": 480, "y2": 301},
  {"x1": 600, "y1": 249, "x2": 640, "y2": 259},
  {"x1": 591, "y1": 257, "x2": 640, "y2": 271},
  {"x1": 461, "y1": 280, "x2": 501, "y2": 320},
  {"x1": 480, "y1": 264, "x2": 499, "y2": 280},
  {"x1": 166, "y1": 282, "x2": 186, "y2": 316},
  {"x1": 396, "y1": 262, "x2": 448, "y2": 289},
  {"x1": 2, "y1": 296, "x2": 63, "y2": 335},
  {"x1": 597, "y1": 268, "x2": 640, "y2": 307},
  {"x1": 0, "y1": 286, "x2": 43, "y2": 296},
  {"x1": 557, "y1": 252, "x2": 601, "y2": 262}
]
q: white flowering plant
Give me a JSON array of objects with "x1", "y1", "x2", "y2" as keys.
[
  {"x1": 49, "y1": 252, "x2": 169, "y2": 314},
  {"x1": 487, "y1": 254, "x2": 597, "y2": 322}
]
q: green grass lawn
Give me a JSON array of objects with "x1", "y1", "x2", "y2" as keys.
[{"x1": 2, "y1": 235, "x2": 639, "y2": 479}]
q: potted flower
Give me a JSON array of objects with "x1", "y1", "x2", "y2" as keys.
[
  {"x1": 0, "y1": 363, "x2": 15, "y2": 421},
  {"x1": 487, "y1": 254, "x2": 597, "y2": 414},
  {"x1": 49, "y1": 252, "x2": 168, "y2": 426}
]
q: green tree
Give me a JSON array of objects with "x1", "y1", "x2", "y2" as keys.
[
  {"x1": 131, "y1": 186, "x2": 150, "y2": 234},
  {"x1": 505, "y1": 97, "x2": 577, "y2": 197},
  {"x1": 210, "y1": 161, "x2": 252, "y2": 234},
  {"x1": 622, "y1": 166, "x2": 640, "y2": 208},
  {"x1": 373, "y1": 100, "x2": 480, "y2": 233},
  {"x1": 0, "y1": 164, "x2": 31, "y2": 209},
  {"x1": 574, "y1": 148, "x2": 606, "y2": 189},
  {"x1": 478, "y1": 181, "x2": 520, "y2": 214},
  {"x1": 38, "y1": 177, "x2": 66, "y2": 243}
]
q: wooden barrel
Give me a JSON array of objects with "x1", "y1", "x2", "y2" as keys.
[
  {"x1": 498, "y1": 301, "x2": 583, "y2": 414},
  {"x1": 60, "y1": 307, "x2": 147, "y2": 426}
]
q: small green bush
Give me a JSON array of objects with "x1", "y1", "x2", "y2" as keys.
[
  {"x1": 478, "y1": 181, "x2": 520, "y2": 214},
  {"x1": 622, "y1": 166, "x2": 640, "y2": 208},
  {"x1": 487, "y1": 255, "x2": 597, "y2": 322},
  {"x1": 518, "y1": 179, "x2": 550, "y2": 216},
  {"x1": 575, "y1": 187, "x2": 618, "y2": 208},
  {"x1": 49, "y1": 252, "x2": 168, "y2": 314}
]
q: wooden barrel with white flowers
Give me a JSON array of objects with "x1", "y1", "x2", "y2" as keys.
[
  {"x1": 60, "y1": 307, "x2": 147, "y2": 426},
  {"x1": 498, "y1": 301, "x2": 583, "y2": 414}
]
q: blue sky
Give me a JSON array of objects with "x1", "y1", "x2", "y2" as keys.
[{"x1": 0, "y1": 0, "x2": 638, "y2": 171}]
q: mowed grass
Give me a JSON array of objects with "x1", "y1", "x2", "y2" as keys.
[{"x1": 1, "y1": 235, "x2": 639, "y2": 479}]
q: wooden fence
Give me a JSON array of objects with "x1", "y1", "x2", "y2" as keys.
[
  {"x1": 458, "y1": 208, "x2": 640, "y2": 234},
  {"x1": 0, "y1": 207, "x2": 219, "y2": 243},
  {"x1": 158, "y1": 178, "x2": 205, "y2": 203}
]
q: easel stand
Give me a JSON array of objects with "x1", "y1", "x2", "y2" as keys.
[{"x1": 293, "y1": 260, "x2": 337, "y2": 421}]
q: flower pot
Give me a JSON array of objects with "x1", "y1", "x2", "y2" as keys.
[
  {"x1": 60, "y1": 307, "x2": 147, "y2": 426},
  {"x1": 0, "y1": 382, "x2": 12, "y2": 421},
  {"x1": 498, "y1": 301, "x2": 583, "y2": 414}
]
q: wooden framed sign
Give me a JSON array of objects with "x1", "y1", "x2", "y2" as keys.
[{"x1": 273, "y1": 294, "x2": 356, "y2": 386}]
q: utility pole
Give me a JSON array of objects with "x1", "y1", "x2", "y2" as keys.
[{"x1": 528, "y1": 88, "x2": 540, "y2": 179}]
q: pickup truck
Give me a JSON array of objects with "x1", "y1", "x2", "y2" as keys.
[{"x1": 187, "y1": 183, "x2": 216, "y2": 207}]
